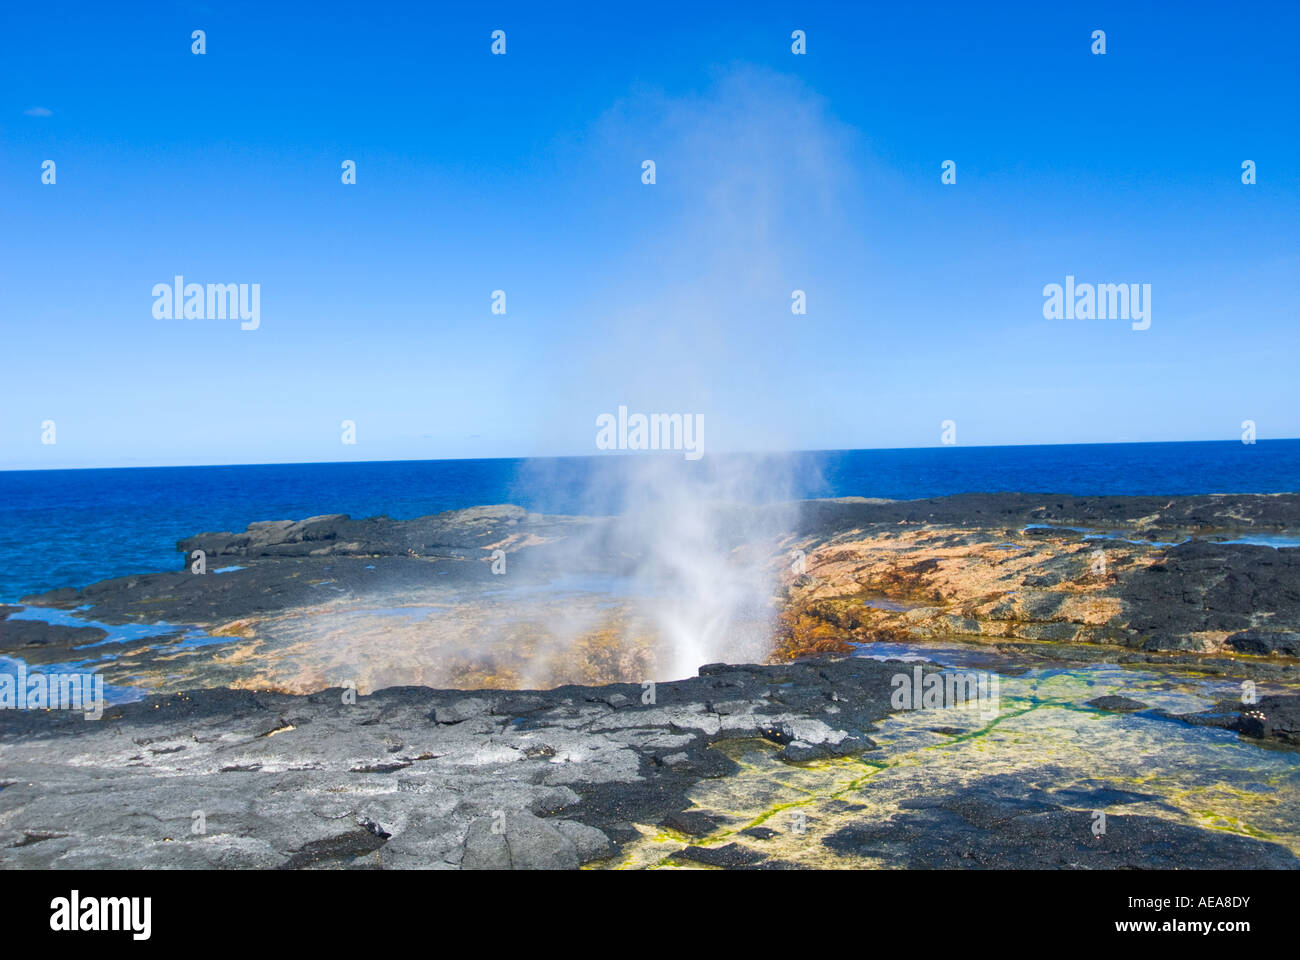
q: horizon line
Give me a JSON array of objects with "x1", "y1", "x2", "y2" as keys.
[{"x1": 2, "y1": 436, "x2": 1297, "y2": 474}]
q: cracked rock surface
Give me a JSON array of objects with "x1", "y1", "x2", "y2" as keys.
[
  {"x1": 3, "y1": 494, "x2": 1299, "y2": 869},
  {"x1": 3, "y1": 657, "x2": 1297, "y2": 869},
  {"x1": 0, "y1": 659, "x2": 904, "y2": 869}
]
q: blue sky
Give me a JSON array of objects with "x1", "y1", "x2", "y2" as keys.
[{"x1": 2, "y1": 0, "x2": 1297, "y2": 468}]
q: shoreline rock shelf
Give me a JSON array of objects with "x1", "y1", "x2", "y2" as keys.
[
  {"x1": 1, "y1": 492, "x2": 1298, "y2": 869},
  {"x1": 2, "y1": 657, "x2": 1297, "y2": 869}
]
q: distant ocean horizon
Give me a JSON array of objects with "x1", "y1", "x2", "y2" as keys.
[{"x1": 1, "y1": 439, "x2": 1296, "y2": 601}]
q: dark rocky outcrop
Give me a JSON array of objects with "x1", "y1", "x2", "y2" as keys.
[
  {"x1": 1165, "y1": 694, "x2": 1300, "y2": 746},
  {"x1": 1226, "y1": 630, "x2": 1300, "y2": 657},
  {"x1": 1085, "y1": 695, "x2": 1150, "y2": 712},
  {"x1": 822, "y1": 776, "x2": 1298, "y2": 869},
  {"x1": 0, "y1": 617, "x2": 107, "y2": 658},
  {"x1": 1121, "y1": 541, "x2": 1300, "y2": 642}
]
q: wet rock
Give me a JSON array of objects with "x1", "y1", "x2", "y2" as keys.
[
  {"x1": 1226, "y1": 630, "x2": 1300, "y2": 657},
  {"x1": 279, "y1": 828, "x2": 388, "y2": 870},
  {"x1": 662, "y1": 810, "x2": 720, "y2": 838},
  {"x1": 1050, "y1": 784, "x2": 1176, "y2": 811},
  {"x1": 1017, "y1": 622, "x2": 1079, "y2": 642},
  {"x1": 759, "y1": 718, "x2": 849, "y2": 748},
  {"x1": 671, "y1": 842, "x2": 764, "y2": 868},
  {"x1": 1163, "y1": 695, "x2": 1300, "y2": 745},
  {"x1": 779, "y1": 734, "x2": 875, "y2": 762},
  {"x1": 1085, "y1": 695, "x2": 1150, "y2": 712},
  {"x1": 0, "y1": 617, "x2": 108, "y2": 656},
  {"x1": 780, "y1": 740, "x2": 823, "y2": 762},
  {"x1": 177, "y1": 506, "x2": 538, "y2": 562},
  {"x1": 822, "y1": 777, "x2": 1299, "y2": 869}
]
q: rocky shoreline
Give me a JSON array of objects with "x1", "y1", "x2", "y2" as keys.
[
  {"x1": 2, "y1": 657, "x2": 1296, "y2": 869},
  {"x1": 2, "y1": 492, "x2": 1299, "y2": 869},
  {"x1": 780, "y1": 492, "x2": 1300, "y2": 667}
]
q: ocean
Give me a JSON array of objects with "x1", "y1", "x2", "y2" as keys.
[{"x1": 1, "y1": 439, "x2": 1296, "y2": 601}]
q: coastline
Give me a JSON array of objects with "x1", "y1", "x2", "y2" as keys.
[{"x1": 2, "y1": 491, "x2": 1298, "y2": 869}]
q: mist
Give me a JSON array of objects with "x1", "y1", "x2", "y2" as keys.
[{"x1": 507, "y1": 68, "x2": 853, "y2": 680}]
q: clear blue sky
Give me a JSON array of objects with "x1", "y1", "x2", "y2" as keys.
[{"x1": 2, "y1": 0, "x2": 1297, "y2": 468}]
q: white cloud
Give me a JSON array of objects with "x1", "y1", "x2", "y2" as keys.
[{"x1": 23, "y1": 106, "x2": 52, "y2": 117}]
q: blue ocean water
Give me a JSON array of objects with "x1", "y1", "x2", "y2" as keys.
[{"x1": 0, "y1": 440, "x2": 1295, "y2": 601}]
